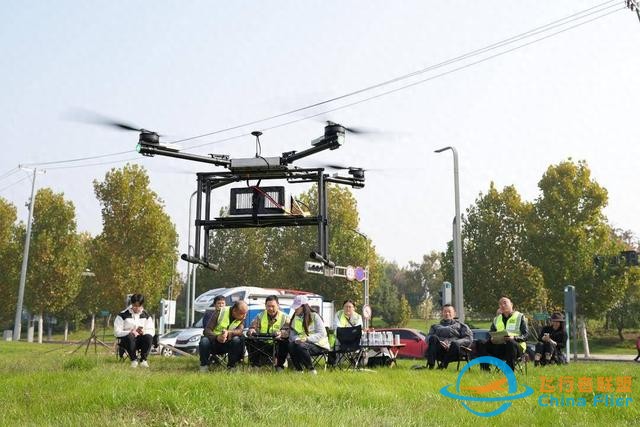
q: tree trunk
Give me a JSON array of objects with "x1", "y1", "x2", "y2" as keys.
[
  {"x1": 37, "y1": 311, "x2": 43, "y2": 344},
  {"x1": 580, "y1": 317, "x2": 590, "y2": 358},
  {"x1": 64, "y1": 321, "x2": 69, "y2": 342},
  {"x1": 27, "y1": 314, "x2": 34, "y2": 343},
  {"x1": 91, "y1": 313, "x2": 96, "y2": 332}
]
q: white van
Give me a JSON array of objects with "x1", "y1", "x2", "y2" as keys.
[{"x1": 173, "y1": 286, "x2": 334, "y2": 355}]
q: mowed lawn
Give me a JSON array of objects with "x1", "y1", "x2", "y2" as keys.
[{"x1": 1, "y1": 341, "x2": 638, "y2": 426}]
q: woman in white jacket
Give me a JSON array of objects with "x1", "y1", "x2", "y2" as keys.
[{"x1": 285, "y1": 295, "x2": 330, "y2": 374}]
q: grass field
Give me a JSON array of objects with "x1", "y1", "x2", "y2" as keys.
[{"x1": 1, "y1": 341, "x2": 638, "y2": 426}]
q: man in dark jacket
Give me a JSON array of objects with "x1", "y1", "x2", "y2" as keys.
[{"x1": 425, "y1": 304, "x2": 472, "y2": 369}]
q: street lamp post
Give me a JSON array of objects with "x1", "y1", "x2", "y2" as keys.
[{"x1": 435, "y1": 146, "x2": 465, "y2": 322}]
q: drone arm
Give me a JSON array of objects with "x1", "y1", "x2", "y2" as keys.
[
  {"x1": 282, "y1": 141, "x2": 340, "y2": 165},
  {"x1": 138, "y1": 144, "x2": 231, "y2": 167},
  {"x1": 325, "y1": 177, "x2": 365, "y2": 188}
]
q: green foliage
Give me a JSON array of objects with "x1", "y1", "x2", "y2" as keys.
[
  {"x1": 198, "y1": 185, "x2": 377, "y2": 306},
  {"x1": 462, "y1": 183, "x2": 546, "y2": 314},
  {"x1": 456, "y1": 160, "x2": 629, "y2": 320},
  {"x1": 371, "y1": 261, "x2": 403, "y2": 326},
  {"x1": 397, "y1": 295, "x2": 411, "y2": 327},
  {"x1": 92, "y1": 164, "x2": 178, "y2": 313},
  {"x1": 0, "y1": 197, "x2": 20, "y2": 327},
  {"x1": 527, "y1": 160, "x2": 625, "y2": 317},
  {"x1": 607, "y1": 267, "x2": 640, "y2": 340},
  {"x1": 408, "y1": 251, "x2": 443, "y2": 307},
  {"x1": 25, "y1": 188, "x2": 86, "y2": 316}
]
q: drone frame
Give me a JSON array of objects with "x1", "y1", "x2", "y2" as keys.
[{"x1": 136, "y1": 122, "x2": 365, "y2": 270}]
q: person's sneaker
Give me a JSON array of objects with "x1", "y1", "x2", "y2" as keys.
[
  {"x1": 130, "y1": 360, "x2": 139, "y2": 368},
  {"x1": 139, "y1": 360, "x2": 149, "y2": 368},
  {"x1": 427, "y1": 362, "x2": 435, "y2": 370},
  {"x1": 199, "y1": 365, "x2": 209, "y2": 373},
  {"x1": 309, "y1": 369, "x2": 318, "y2": 375}
]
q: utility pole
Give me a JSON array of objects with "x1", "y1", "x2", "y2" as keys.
[
  {"x1": 435, "y1": 147, "x2": 465, "y2": 322},
  {"x1": 13, "y1": 167, "x2": 40, "y2": 341}
]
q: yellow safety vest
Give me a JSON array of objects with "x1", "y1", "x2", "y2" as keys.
[
  {"x1": 258, "y1": 311, "x2": 287, "y2": 343},
  {"x1": 292, "y1": 315, "x2": 330, "y2": 350},
  {"x1": 493, "y1": 311, "x2": 526, "y2": 351},
  {"x1": 336, "y1": 310, "x2": 362, "y2": 327},
  {"x1": 213, "y1": 307, "x2": 243, "y2": 335},
  {"x1": 259, "y1": 311, "x2": 286, "y2": 334}
]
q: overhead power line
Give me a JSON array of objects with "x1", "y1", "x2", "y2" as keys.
[{"x1": 19, "y1": 1, "x2": 624, "y2": 170}]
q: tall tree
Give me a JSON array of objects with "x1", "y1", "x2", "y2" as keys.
[
  {"x1": 404, "y1": 251, "x2": 443, "y2": 309},
  {"x1": 371, "y1": 260, "x2": 403, "y2": 326},
  {"x1": 0, "y1": 198, "x2": 21, "y2": 327},
  {"x1": 93, "y1": 164, "x2": 178, "y2": 313},
  {"x1": 526, "y1": 160, "x2": 623, "y2": 316},
  {"x1": 462, "y1": 183, "x2": 546, "y2": 314},
  {"x1": 24, "y1": 188, "x2": 86, "y2": 341}
]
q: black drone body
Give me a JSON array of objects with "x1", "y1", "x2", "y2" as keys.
[{"x1": 130, "y1": 122, "x2": 366, "y2": 271}]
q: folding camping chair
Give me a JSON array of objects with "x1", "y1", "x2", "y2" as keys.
[
  {"x1": 331, "y1": 325, "x2": 364, "y2": 370},
  {"x1": 246, "y1": 334, "x2": 278, "y2": 368}
]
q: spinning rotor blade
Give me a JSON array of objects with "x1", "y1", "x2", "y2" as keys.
[
  {"x1": 66, "y1": 109, "x2": 160, "y2": 134},
  {"x1": 325, "y1": 121, "x2": 378, "y2": 136}
]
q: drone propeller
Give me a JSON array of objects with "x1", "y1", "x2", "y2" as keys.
[
  {"x1": 66, "y1": 109, "x2": 162, "y2": 135},
  {"x1": 325, "y1": 121, "x2": 377, "y2": 136}
]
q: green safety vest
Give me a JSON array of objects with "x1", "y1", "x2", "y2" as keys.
[
  {"x1": 259, "y1": 311, "x2": 286, "y2": 334},
  {"x1": 493, "y1": 311, "x2": 526, "y2": 351},
  {"x1": 292, "y1": 315, "x2": 330, "y2": 350},
  {"x1": 213, "y1": 307, "x2": 243, "y2": 335},
  {"x1": 258, "y1": 311, "x2": 287, "y2": 343}
]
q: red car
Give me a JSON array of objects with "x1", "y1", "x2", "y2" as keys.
[{"x1": 376, "y1": 328, "x2": 428, "y2": 359}]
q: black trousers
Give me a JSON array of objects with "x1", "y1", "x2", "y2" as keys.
[
  {"x1": 209, "y1": 336, "x2": 246, "y2": 368},
  {"x1": 476, "y1": 340, "x2": 523, "y2": 370},
  {"x1": 288, "y1": 341, "x2": 325, "y2": 371},
  {"x1": 246, "y1": 339, "x2": 289, "y2": 368},
  {"x1": 119, "y1": 333, "x2": 153, "y2": 361},
  {"x1": 426, "y1": 336, "x2": 466, "y2": 368}
]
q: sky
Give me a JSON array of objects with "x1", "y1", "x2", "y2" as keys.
[{"x1": 1, "y1": 1, "x2": 639, "y2": 276}]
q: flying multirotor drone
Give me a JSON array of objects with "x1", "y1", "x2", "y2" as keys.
[{"x1": 92, "y1": 116, "x2": 369, "y2": 271}]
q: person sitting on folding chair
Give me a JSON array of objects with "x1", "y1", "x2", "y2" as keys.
[
  {"x1": 285, "y1": 295, "x2": 330, "y2": 374},
  {"x1": 476, "y1": 296, "x2": 530, "y2": 371},
  {"x1": 246, "y1": 295, "x2": 290, "y2": 370},
  {"x1": 425, "y1": 304, "x2": 472, "y2": 370},
  {"x1": 198, "y1": 295, "x2": 226, "y2": 368},
  {"x1": 114, "y1": 293, "x2": 155, "y2": 368},
  {"x1": 198, "y1": 300, "x2": 248, "y2": 372},
  {"x1": 534, "y1": 312, "x2": 567, "y2": 366},
  {"x1": 328, "y1": 300, "x2": 363, "y2": 366}
]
